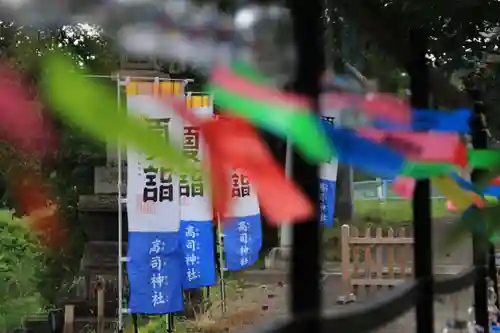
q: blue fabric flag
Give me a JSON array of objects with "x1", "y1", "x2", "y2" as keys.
[
  {"x1": 321, "y1": 120, "x2": 406, "y2": 179},
  {"x1": 483, "y1": 186, "x2": 500, "y2": 197},
  {"x1": 224, "y1": 214, "x2": 262, "y2": 271},
  {"x1": 448, "y1": 173, "x2": 500, "y2": 198},
  {"x1": 373, "y1": 108, "x2": 471, "y2": 133},
  {"x1": 319, "y1": 116, "x2": 338, "y2": 228},
  {"x1": 180, "y1": 221, "x2": 217, "y2": 289},
  {"x1": 127, "y1": 232, "x2": 185, "y2": 314},
  {"x1": 320, "y1": 179, "x2": 336, "y2": 227}
]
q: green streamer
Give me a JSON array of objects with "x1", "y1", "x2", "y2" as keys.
[
  {"x1": 208, "y1": 84, "x2": 332, "y2": 163},
  {"x1": 41, "y1": 52, "x2": 196, "y2": 175}
]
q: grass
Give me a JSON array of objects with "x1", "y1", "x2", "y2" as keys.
[
  {"x1": 354, "y1": 198, "x2": 451, "y2": 225},
  {"x1": 323, "y1": 198, "x2": 455, "y2": 261},
  {"x1": 123, "y1": 279, "x2": 247, "y2": 333}
]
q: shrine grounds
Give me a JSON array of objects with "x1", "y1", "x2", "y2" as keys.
[{"x1": 122, "y1": 198, "x2": 465, "y2": 333}]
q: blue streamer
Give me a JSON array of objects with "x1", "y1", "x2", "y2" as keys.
[
  {"x1": 321, "y1": 120, "x2": 406, "y2": 179},
  {"x1": 449, "y1": 173, "x2": 500, "y2": 197},
  {"x1": 373, "y1": 108, "x2": 471, "y2": 133}
]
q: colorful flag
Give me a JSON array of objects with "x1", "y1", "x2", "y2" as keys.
[
  {"x1": 357, "y1": 128, "x2": 467, "y2": 166},
  {"x1": 41, "y1": 53, "x2": 196, "y2": 176},
  {"x1": 207, "y1": 65, "x2": 332, "y2": 163},
  {"x1": 165, "y1": 98, "x2": 313, "y2": 224},
  {"x1": 373, "y1": 108, "x2": 471, "y2": 133}
]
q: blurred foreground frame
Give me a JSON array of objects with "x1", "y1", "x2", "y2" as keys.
[{"x1": 247, "y1": 0, "x2": 496, "y2": 333}]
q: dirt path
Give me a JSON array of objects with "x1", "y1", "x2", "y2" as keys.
[
  {"x1": 193, "y1": 217, "x2": 477, "y2": 333},
  {"x1": 210, "y1": 277, "x2": 473, "y2": 333}
]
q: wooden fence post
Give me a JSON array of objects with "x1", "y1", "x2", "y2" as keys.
[
  {"x1": 63, "y1": 305, "x2": 74, "y2": 333},
  {"x1": 97, "y1": 286, "x2": 105, "y2": 333}
]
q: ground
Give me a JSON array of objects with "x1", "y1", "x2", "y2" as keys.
[
  {"x1": 181, "y1": 213, "x2": 476, "y2": 333},
  {"x1": 125, "y1": 199, "x2": 478, "y2": 333}
]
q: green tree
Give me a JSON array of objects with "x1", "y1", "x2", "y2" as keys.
[
  {"x1": 0, "y1": 22, "x2": 117, "y2": 304},
  {"x1": 0, "y1": 210, "x2": 45, "y2": 332}
]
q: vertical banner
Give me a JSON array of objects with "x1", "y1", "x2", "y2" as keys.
[
  {"x1": 320, "y1": 105, "x2": 340, "y2": 227},
  {"x1": 179, "y1": 94, "x2": 217, "y2": 288},
  {"x1": 223, "y1": 171, "x2": 262, "y2": 271},
  {"x1": 126, "y1": 80, "x2": 186, "y2": 314}
]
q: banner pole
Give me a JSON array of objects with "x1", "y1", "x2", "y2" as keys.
[
  {"x1": 166, "y1": 313, "x2": 173, "y2": 333},
  {"x1": 216, "y1": 214, "x2": 227, "y2": 313},
  {"x1": 279, "y1": 137, "x2": 293, "y2": 247},
  {"x1": 117, "y1": 74, "x2": 124, "y2": 332}
]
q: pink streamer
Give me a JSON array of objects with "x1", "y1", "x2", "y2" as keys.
[
  {"x1": 392, "y1": 177, "x2": 415, "y2": 198},
  {"x1": 322, "y1": 92, "x2": 411, "y2": 124},
  {"x1": 357, "y1": 128, "x2": 467, "y2": 166},
  {"x1": 210, "y1": 66, "x2": 309, "y2": 109}
]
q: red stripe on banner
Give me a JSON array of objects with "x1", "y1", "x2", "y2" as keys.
[
  {"x1": 136, "y1": 195, "x2": 156, "y2": 214},
  {"x1": 357, "y1": 128, "x2": 467, "y2": 166}
]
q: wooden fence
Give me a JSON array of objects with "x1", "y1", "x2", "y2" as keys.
[
  {"x1": 339, "y1": 224, "x2": 414, "y2": 302},
  {"x1": 63, "y1": 286, "x2": 106, "y2": 333}
]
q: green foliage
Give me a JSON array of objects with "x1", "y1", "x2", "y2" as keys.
[{"x1": 0, "y1": 210, "x2": 45, "y2": 332}]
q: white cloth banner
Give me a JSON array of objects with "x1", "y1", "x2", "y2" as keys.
[
  {"x1": 223, "y1": 170, "x2": 262, "y2": 271},
  {"x1": 126, "y1": 92, "x2": 185, "y2": 314},
  {"x1": 127, "y1": 95, "x2": 184, "y2": 232},
  {"x1": 179, "y1": 102, "x2": 217, "y2": 288}
]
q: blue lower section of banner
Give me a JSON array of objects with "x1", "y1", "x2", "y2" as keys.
[
  {"x1": 320, "y1": 179, "x2": 336, "y2": 227},
  {"x1": 224, "y1": 214, "x2": 262, "y2": 271},
  {"x1": 180, "y1": 220, "x2": 217, "y2": 289},
  {"x1": 127, "y1": 232, "x2": 185, "y2": 314}
]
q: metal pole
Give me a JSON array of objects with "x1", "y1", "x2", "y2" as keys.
[
  {"x1": 288, "y1": 0, "x2": 323, "y2": 331},
  {"x1": 166, "y1": 314, "x2": 173, "y2": 333},
  {"x1": 279, "y1": 137, "x2": 293, "y2": 247},
  {"x1": 469, "y1": 87, "x2": 491, "y2": 332},
  {"x1": 408, "y1": 29, "x2": 434, "y2": 333},
  {"x1": 216, "y1": 214, "x2": 227, "y2": 313},
  {"x1": 117, "y1": 74, "x2": 124, "y2": 332}
]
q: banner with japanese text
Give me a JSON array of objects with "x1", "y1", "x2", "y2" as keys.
[
  {"x1": 125, "y1": 81, "x2": 185, "y2": 314},
  {"x1": 320, "y1": 105, "x2": 339, "y2": 227},
  {"x1": 179, "y1": 94, "x2": 216, "y2": 289},
  {"x1": 223, "y1": 171, "x2": 262, "y2": 271}
]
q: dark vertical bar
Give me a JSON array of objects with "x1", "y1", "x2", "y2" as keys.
[
  {"x1": 490, "y1": 245, "x2": 499, "y2": 314},
  {"x1": 288, "y1": 0, "x2": 324, "y2": 330},
  {"x1": 468, "y1": 87, "x2": 491, "y2": 331},
  {"x1": 407, "y1": 29, "x2": 434, "y2": 333}
]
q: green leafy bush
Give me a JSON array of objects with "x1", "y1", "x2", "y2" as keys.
[{"x1": 0, "y1": 210, "x2": 45, "y2": 332}]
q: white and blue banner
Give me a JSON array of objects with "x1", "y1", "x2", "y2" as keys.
[
  {"x1": 179, "y1": 97, "x2": 217, "y2": 289},
  {"x1": 126, "y1": 83, "x2": 185, "y2": 314},
  {"x1": 223, "y1": 171, "x2": 262, "y2": 271},
  {"x1": 320, "y1": 105, "x2": 339, "y2": 227}
]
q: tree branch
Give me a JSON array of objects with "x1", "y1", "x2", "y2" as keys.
[{"x1": 330, "y1": 0, "x2": 473, "y2": 108}]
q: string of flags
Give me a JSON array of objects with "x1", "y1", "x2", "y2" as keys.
[{"x1": 1, "y1": 49, "x2": 500, "y2": 246}]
